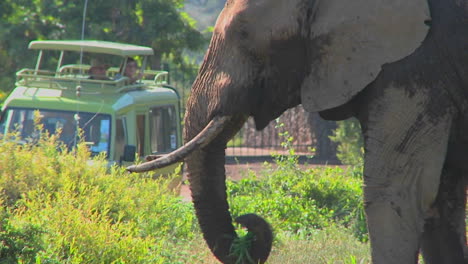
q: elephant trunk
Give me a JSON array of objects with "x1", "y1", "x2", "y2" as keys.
[{"x1": 185, "y1": 114, "x2": 273, "y2": 264}]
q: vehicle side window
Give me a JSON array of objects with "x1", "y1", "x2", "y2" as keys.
[
  {"x1": 88, "y1": 118, "x2": 110, "y2": 155},
  {"x1": 136, "y1": 114, "x2": 146, "y2": 156},
  {"x1": 0, "y1": 110, "x2": 4, "y2": 134},
  {"x1": 0, "y1": 110, "x2": 9, "y2": 138},
  {"x1": 4, "y1": 109, "x2": 39, "y2": 142},
  {"x1": 114, "y1": 118, "x2": 126, "y2": 161},
  {"x1": 149, "y1": 106, "x2": 177, "y2": 154}
]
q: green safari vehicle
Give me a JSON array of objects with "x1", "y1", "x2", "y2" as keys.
[{"x1": 0, "y1": 40, "x2": 182, "y2": 173}]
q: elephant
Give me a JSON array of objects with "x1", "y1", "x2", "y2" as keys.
[{"x1": 128, "y1": 0, "x2": 468, "y2": 263}]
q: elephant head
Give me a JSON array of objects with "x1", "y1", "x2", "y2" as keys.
[{"x1": 129, "y1": 0, "x2": 468, "y2": 263}]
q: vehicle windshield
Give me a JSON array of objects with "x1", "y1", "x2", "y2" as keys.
[{"x1": 0, "y1": 108, "x2": 111, "y2": 156}]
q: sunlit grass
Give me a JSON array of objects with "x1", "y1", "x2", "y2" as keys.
[{"x1": 180, "y1": 226, "x2": 370, "y2": 264}]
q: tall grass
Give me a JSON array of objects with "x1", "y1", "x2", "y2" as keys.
[{"x1": 0, "y1": 131, "x2": 369, "y2": 263}]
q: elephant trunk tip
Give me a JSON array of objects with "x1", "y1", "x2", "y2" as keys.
[{"x1": 233, "y1": 214, "x2": 273, "y2": 264}]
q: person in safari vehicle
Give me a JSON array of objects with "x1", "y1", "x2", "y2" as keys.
[
  {"x1": 88, "y1": 61, "x2": 111, "y2": 80},
  {"x1": 0, "y1": 40, "x2": 182, "y2": 172},
  {"x1": 115, "y1": 57, "x2": 143, "y2": 84}
]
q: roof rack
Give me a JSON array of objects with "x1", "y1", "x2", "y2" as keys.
[
  {"x1": 16, "y1": 67, "x2": 168, "y2": 95},
  {"x1": 29, "y1": 40, "x2": 154, "y2": 56}
]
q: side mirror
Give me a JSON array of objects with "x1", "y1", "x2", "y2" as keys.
[{"x1": 122, "y1": 145, "x2": 136, "y2": 162}]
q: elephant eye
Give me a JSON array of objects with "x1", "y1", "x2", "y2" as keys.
[{"x1": 239, "y1": 29, "x2": 249, "y2": 39}]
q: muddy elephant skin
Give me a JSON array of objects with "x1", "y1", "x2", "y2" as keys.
[{"x1": 129, "y1": 0, "x2": 468, "y2": 263}]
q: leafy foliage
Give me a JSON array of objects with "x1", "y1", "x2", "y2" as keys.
[
  {"x1": 0, "y1": 0, "x2": 207, "y2": 93},
  {"x1": 230, "y1": 228, "x2": 256, "y2": 264},
  {"x1": 184, "y1": 0, "x2": 227, "y2": 31},
  {"x1": 0, "y1": 129, "x2": 368, "y2": 262},
  {"x1": 0, "y1": 131, "x2": 196, "y2": 263},
  {"x1": 329, "y1": 118, "x2": 364, "y2": 166},
  {"x1": 227, "y1": 126, "x2": 367, "y2": 242},
  {"x1": 227, "y1": 163, "x2": 367, "y2": 241},
  {"x1": 0, "y1": 209, "x2": 44, "y2": 264}
]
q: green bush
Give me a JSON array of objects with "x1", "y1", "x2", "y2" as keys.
[
  {"x1": 227, "y1": 152, "x2": 367, "y2": 241},
  {"x1": 0, "y1": 208, "x2": 44, "y2": 264},
  {"x1": 329, "y1": 118, "x2": 364, "y2": 166},
  {"x1": 0, "y1": 132, "x2": 197, "y2": 263},
  {"x1": 0, "y1": 129, "x2": 368, "y2": 262}
]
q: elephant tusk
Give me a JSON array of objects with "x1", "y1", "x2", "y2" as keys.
[{"x1": 126, "y1": 116, "x2": 231, "y2": 173}]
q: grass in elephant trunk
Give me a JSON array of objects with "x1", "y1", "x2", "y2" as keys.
[
  {"x1": 177, "y1": 153, "x2": 370, "y2": 263},
  {"x1": 229, "y1": 229, "x2": 257, "y2": 264}
]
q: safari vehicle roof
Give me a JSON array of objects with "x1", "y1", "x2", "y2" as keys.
[
  {"x1": 2, "y1": 86, "x2": 179, "y2": 115},
  {"x1": 3, "y1": 39, "x2": 178, "y2": 115},
  {"x1": 29, "y1": 40, "x2": 154, "y2": 57}
]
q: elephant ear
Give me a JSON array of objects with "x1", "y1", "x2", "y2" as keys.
[{"x1": 301, "y1": 0, "x2": 430, "y2": 112}]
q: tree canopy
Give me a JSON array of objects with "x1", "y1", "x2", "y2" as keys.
[{"x1": 0, "y1": 0, "x2": 207, "y2": 93}]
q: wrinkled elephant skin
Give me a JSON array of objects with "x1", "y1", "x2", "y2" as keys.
[{"x1": 143, "y1": 0, "x2": 468, "y2": 263}]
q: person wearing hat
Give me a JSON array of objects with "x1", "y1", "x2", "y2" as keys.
[{"x1": 89, "y1": 60, "x2": 110, "y2": 80}]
